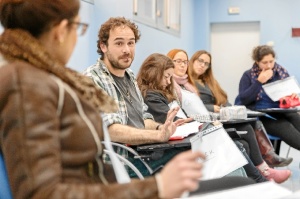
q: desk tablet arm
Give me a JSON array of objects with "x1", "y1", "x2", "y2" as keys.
[{"x1": 225, "y1": 128, "x2": 242, "y2": 139}]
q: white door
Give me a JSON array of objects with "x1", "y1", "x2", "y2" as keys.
[{"x1": 210, "y1": 22, "x2": 260, "y2": 104}]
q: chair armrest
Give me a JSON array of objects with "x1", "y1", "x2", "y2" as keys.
[
  {"x1": 103, "y1": 149, "x2": 144, "y2": 180},
  {"x1": 102, "y1": 142, "x2": 154, "y2": 175}
]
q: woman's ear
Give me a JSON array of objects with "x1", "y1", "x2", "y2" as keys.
[{"x1": 54, "y1": 19, "x2": 69, "y2": 44}]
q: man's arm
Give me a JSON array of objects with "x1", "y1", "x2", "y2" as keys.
[
  {"x1": 144, "y1": 118, "x2": 160, "y2": 130},
  {"x1": 108, "y1": 123, "x2": 163, "y2": 145},
  {"x1": 109, "y1": 107, "x2": 180, "y2": 145}
]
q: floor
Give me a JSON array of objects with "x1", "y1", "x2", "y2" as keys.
[{"x1": 277, "y1": 141, "x2": 300, "y2": 192}]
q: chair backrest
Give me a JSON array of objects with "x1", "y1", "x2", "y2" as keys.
[{"x1": 0, "y1": 153, "x2": 13, "y2": 199}]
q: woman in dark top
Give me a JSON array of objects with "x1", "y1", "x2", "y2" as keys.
[
  {"x1": 188, "y1": 49, "x2": 293, "y2": 167},
  {"x1": 137, "y1": 52, "x2": 290, "y2": 184},
  {"x1": 235, "y1": 45, "x2": 300, "y2": 151}
]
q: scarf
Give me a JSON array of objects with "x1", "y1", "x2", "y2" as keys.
[
  {"x1": 250, "y1": 62, "x2": 289, "y2": 100},
  {"x1": 0, "y1": 29, "x2": 116, "y2": 113},
  {"x1": 172, "y1": 74, "x2": 198, "y2": 102}
]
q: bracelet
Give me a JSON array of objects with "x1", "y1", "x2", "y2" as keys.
[{"x1": 156, "y1": 124, "x2": 161, "y2": 130}]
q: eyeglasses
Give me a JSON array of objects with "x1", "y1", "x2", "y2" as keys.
[
  {"x1": 197, "y1": 58, "x2": 210, "y2": 67},
  {"x1": 70, "y1": 21, "x2": 89, "y2": 36},
  {"x1": 173, "y1": 59, "x2": 189, "y2": 65}
]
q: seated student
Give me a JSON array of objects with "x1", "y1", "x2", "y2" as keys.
[
  {"x1": 0, "y1": 1, "x2": 256, "y2": 199},
  {"x1": 83, "y1": 17, "x2": 191, "y2": 176},
  {"x1": 136, "y1": 53, "x2": 269, "y2": 183},
  {"x1": 186, "y1": 49, "x2": 293, "y2": 168},
  {"x1": 235, "y1": 45, "x2": 300, "y2": 152},
  {"x1": 153, "y1": 50, "x2": 290, "y2": 183}
]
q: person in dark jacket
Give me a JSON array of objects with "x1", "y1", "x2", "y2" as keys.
[{"x1": 235, "y1": 45, "x2": 300, "y2": 151}]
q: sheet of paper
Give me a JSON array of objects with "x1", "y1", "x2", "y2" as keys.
[
  {"x1": 168, "y1": 100, "x2": 187, "y2": 118},
  {"x1": 262, "y1": 76, "x2": 300, "y2": 101},
  {"x1": 188, "y1": 181, "x2": 292, "y2": 199},
  {"x1": 190, "y1": 126, "x2": 248, "y2": 180},
  {"x1": 170, "y1": 121, "x2": 202, "y2": 138}
]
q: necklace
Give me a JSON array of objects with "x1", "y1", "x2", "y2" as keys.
[{"x1": 112, "y1": 74, "x2": 133, "y2": 104}]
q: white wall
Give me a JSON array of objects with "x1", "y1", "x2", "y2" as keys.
[{"x1": 207, "y1": 0, "x2": 300, "y2": 82}]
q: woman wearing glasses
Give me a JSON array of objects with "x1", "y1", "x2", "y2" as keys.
[
  {"x1": 165, "y1": 49, "x2": 291, "y2": 183},
  {"x1": 0, "y1": 1, "x2": 225, "y2": 199}
]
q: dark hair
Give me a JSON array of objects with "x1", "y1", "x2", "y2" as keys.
[
  {"x1": 0, "y1": 0, "x2": 80, "y2": 37},
  {"x1": 252, "y1": 45, "x2": 276, "y2": 62},
  {"x1": 97, "y1": 17, "x2": 141, "y2": 59},
  {"x1": 137, "y1": 53, "x2": 176, "y2": 102}
]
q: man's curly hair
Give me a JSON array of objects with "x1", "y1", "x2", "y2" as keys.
[{"x1": 97, "y1": 17, "x2": 141, "y2": 60}]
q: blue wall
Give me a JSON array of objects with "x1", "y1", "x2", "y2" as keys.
[
  {"x1": 68, "y1": 1, "x2": 97, "y2": 72},
  {"x1": 87, "y1": 0, "x2": 197, "y2": 74},
  {"x1": 1, "y1": 0, "x2": 300, "y2": 80}
]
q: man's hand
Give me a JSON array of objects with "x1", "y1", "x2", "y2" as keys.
[
  {"x1": 158, "y1": 107, "x2": 179, "y2": 141},
  {"x1": 158, "y1": 150, "x2": 205, "y2": 198}
]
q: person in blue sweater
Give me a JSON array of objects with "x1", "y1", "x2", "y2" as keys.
[{"x1": 235, "y1": 45, "x2": 300, "y2": 151}]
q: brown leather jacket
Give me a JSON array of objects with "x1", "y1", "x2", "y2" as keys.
[{"x1": 0, "y1": 60, "x2": 159, "y2": 199}]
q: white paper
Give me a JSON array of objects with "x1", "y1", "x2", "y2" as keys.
[
  {"x1": 188, "y1": 181, "x2": 292, "y2": 199},
  {"x1": 262, "y1": 76, "x2": 300, "y2": 101},
  {"x1": 190, "y1": 126, "x2": 248, "y2": 180},
  {"x1": 181, "y1": 89, "x2": 210, "y2": 116},
  {"x1": 168, "y1": 100, "x2": 187, "y2": 118},
  {"x1": 170, "y1": 121, "x2": 202, "y2": 138}
]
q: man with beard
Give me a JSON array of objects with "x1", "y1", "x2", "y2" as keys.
[
  {"x1": 83, "y1": 17, "x2": 188, "y2": 177},
  {"x1": 84, "y1": 17, "x2": 181, "y2": 146}
]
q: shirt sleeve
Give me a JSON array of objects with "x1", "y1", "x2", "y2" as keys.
[{"x1": 238, "y1": 70, "x2": 262, "y2": 106}]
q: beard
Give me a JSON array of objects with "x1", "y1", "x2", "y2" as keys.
[{"x1": 106, "y1": 50, "x2": 134, "y2": 70}]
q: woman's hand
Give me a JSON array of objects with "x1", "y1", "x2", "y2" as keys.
[
  {"x1": 290, "y1": 93, "x2": 299, "y2": 99},
  {"x1": 174, "y1": 118, "x2": 186, "y2": 126},
  {"x1": 158, "y1": 150, "x2": 205, "y2": 198},
  {"x1": 174, "y1": 117, "x2": 194, "y2": 126},
  {"x1": 213, "y1": 105, "x2": 220, "y2": 113},
  {"x1": 257, "y1": 68, "x2": 273, "y2": 84}
]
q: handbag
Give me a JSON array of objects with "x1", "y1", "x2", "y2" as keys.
[
  {"x1": 219, "y1": 105, "x2": 247, "y2": 120},
  {"x1": 279, "y1": 95, "x2": 300, "y2": 108},
  {"x1": 190, "y1": 125, "x2": 248, "y2": 180}
]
